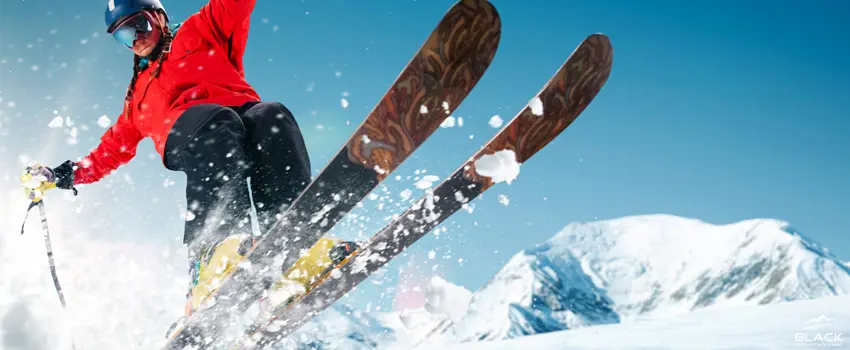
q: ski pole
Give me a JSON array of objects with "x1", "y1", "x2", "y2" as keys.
[
  {"x1": 21, "y1": 199, "x2": 76, "y2": 349},
  {"x1": 21, "y1": 200, "x2": 68, "y2": 307}
]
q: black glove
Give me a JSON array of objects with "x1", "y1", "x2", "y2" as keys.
[{"x1": 51, "y1": 160, "x2": 77, "y2": 190}]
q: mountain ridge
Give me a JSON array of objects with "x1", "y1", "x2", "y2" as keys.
[{"x1": 423, "y1": 214, "x2": 850, "y2": 344}]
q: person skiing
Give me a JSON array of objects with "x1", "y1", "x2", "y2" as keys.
[{"x1": 20, "y1": 0, "x2": 356, "y2": 337}]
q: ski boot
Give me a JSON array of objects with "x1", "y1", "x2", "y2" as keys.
[
  {"x1": 165, "y1": 232, "x2": 256, "y2": 340},
  {"x1": 256, "y1": 236, "x2": 360, "y2": 320}
]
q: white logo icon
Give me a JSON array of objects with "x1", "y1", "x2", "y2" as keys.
[{"x1": 803, "y1": 315, "x2": 834, "y2": 330}]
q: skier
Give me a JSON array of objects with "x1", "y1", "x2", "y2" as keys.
[{"x1": 20, "y1": 0, "x2": 356, "y2": 336}]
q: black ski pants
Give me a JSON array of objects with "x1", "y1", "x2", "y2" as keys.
[{"x1": 164, "y1": 101, "x2": 312, "y2": 252}]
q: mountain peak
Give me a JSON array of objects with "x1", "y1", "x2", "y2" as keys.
[{"x1": 436, "y1": 214, "x2": 850, "y2": 343}]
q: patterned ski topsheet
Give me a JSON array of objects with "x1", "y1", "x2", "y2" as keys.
[
  {"x1": 229, "y1": 33, "x2": 614, "y2": 349},
  {"x1": 164, "y1": 1, "x2": 501, "y2": 348}
]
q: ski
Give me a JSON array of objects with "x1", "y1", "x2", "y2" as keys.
[
  {"x1": 227, "y1": 33, "x2": 614, "y2": 349},
  {"x1": 163, "y1": 1, "x2": 501, "y2": 348}
]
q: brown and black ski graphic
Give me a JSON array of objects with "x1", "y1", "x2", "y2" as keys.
[
  {"x1": 232, "y1": 33, "x2": 613, "y2": 349},
  {"x1": 165, "y1": 1, "x2": 501, "y2": 348}
]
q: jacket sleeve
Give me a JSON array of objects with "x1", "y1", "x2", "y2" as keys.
[
  {"x1": 199, "y1": 0, "x2": 256, "y2": 39},
  {"x1": 72, "y1": 112, "x2": 143, "y2": 185}
]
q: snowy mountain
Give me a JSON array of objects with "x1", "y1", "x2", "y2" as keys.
[
  {"x1": 446, "y1": 294, "x2": 850, "y2": 350},
  {"x1": 267, "y1": 304, "x2": 395, "y2": 350},
  {"x1": 426, "y1": 214, "x2": 850, "y2": 344},
  {"x1": 293, "y1": 214, "x2": 850, "y2": 348}
]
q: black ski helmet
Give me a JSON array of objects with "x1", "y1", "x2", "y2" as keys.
[{"x1": 105, "y1": 0, "x2": 167, "y2": 33}]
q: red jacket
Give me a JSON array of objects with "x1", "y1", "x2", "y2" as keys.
[{"x1": 72, "y1": 0, "x2": 260, "y2": 185}]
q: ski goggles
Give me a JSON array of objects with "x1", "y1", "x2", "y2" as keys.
[{"x1": 110, "y1": 11, "x2": 155, "y2": 49}]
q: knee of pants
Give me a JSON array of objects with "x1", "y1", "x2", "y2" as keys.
[
  {"x1": 197, "y1": 106, "x2": 248, "y2": 139},
  {"x1": 244, "y1": 102, "x2": 301, "y2": 130},
  {"x1": 165, "y1": 104, "x2": 248, "y2": 171},
  {"x1": 170, "y1": 104, "x2": 247, "y2": 145}
]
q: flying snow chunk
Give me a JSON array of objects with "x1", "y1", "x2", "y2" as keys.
[
  {"x1": 454, "y1": 190, "x2": 468, "y2": 203},
  {"x1": 440, "y1": 116, "x2": 456, "y2": 128},
  {"x1": 400, "y1": 189, "x2": 413, "y2": 201},
  {"x1": 498, "y1": 194, "x2": 510, "y2": 206},
  {"x1": 425, "y1": 276, "x2": 473, "y2": 322},
  {"x1": 340, "y1": 98, "x2": 349, "y2": 108},
  {"x1": 489, "y1": 115, "x2": 503, "y2": 128},
  {"x1": 415, "y1": 175, "x2": 440, "y2": 189},
  {"x1": 529, "y1": 96, "x2": 544, "y2": 116},
  {"x1": 474, "y1": 149, "x2": 520, "y2": 185},
  {"x1": 67, "y1": 127, "x2": 79, "y2": 144},
  {"x1": 97, "y1": 115, "x2": 111, "y2": 128},
  {"x1": 48, "y1": 116, "x2": 63, "y2": 128},
  {"x1": 420, "y1": 104, "x2": 429, "y2": 114}
]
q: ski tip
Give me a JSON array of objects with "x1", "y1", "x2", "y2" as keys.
[
  {"x1": 456, "y1": 0, "x2": 501, "y2": 24},
  {"x1": 460, "y1": 0, "x2": 494, "y2": 7},
  {"x1": 586, "y1": 33, "x2": 612, "y2": 47},
  {"x1": 582, "y1": 33, "x2": 614, "y2": 69},
  {"x1": 588, "y1": 33, "x2": 613, "y2": 52}
]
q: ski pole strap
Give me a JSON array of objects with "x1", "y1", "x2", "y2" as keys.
[{"x1": 20, "y1": 200, "x2": 38, "y2": 235}]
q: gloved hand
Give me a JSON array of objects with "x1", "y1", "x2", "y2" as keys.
[{"x1": 20, "y1": 161, "x2": 76, "y2": 202}]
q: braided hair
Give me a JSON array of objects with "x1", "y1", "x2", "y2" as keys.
[{"x1": 122, "y1": 11, "x2": 173, "y2": 119}]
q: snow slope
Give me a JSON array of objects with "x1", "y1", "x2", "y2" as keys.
[
  {"x1": 444, "y1": 294, "x2": 850, "y2": 350},
  {"x1": 3, "y1": 207, "x2": 848, "y2": 349},
  {"x1": 0, "y1": 230, "x2": 395, "y2": 350},
  {"x1": 0, "y1": 191, "x2": 393, "y2": 350},
  {"x1": 0, "y1": 206, "x2": 187, "y2": 349},
  {"x1": 435, "y1": 214, "x2": 850, "y2": 343}
]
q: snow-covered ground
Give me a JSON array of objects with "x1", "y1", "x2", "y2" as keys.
[
  {"x1": 0, "y1": 196, "x2": 188, "y2": 350},
  {"x1": 1, "y1": 210, "x2": 847, "y2": 349},
  {"x1": 443, "y1": 295, "x2": 850, "y2": 350}
]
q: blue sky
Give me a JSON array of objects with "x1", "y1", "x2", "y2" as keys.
[{"x1": 1, "y1": 0, "x2": 848, "y2": 311}]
